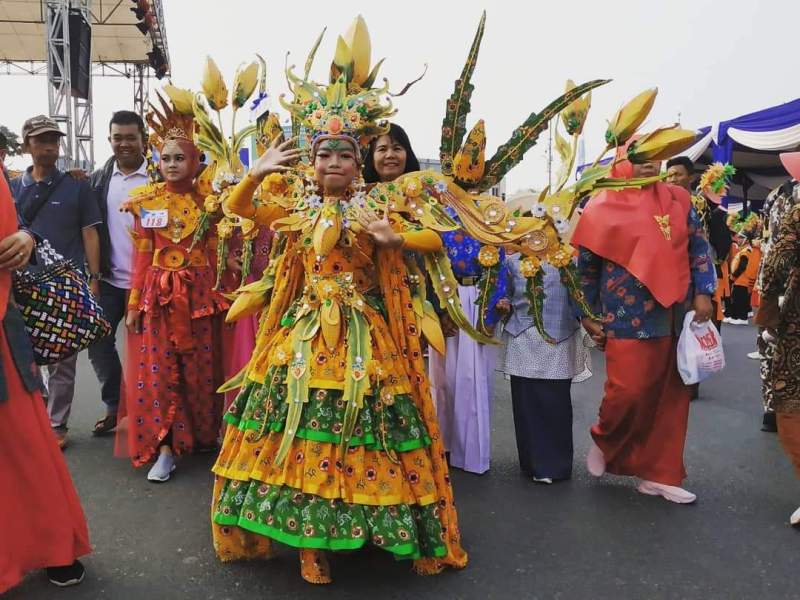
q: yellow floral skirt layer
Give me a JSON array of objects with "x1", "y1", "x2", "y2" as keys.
[
  {"x1": 245, "y1": 299, "x2": 416, "y2": 393},
  {"x1": 212, "y1": 299, "x2": 447, "y2": 561}
]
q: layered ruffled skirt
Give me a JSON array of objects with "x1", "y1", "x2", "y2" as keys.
[{"x1": 213, "y1": 375, "x2": 446, "y2": 559}]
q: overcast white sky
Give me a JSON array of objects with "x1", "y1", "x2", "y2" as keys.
[{"x1": 3, "y1": 0, "x2": 799, "y2": 192}]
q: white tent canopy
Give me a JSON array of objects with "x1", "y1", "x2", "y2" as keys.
[
  {"x1": 0, "y1": 0, "x2": 168, "y2": 67},
  {"x1": 685, "y1": 99, "x2": 800, "y2": 203}
]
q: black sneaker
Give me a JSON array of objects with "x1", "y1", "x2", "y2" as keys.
[
  {"x1": 46, "y1": 560, "x2": 85, "y2": 587},
  {"x1": 761, "y1": 412, "x2": 778, "y2": 433}
]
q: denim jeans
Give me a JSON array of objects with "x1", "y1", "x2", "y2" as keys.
[{"x1": 87, "y1": 281, "x2": 127, "y2": 416}]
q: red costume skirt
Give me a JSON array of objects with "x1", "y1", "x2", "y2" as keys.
[
  {"x1": 592, "y1": 336, "x2": 690, "y2": 486},
  {"x1": 0, "y1": 332, "x2": 90, "y2": 593},
  {"x1": 119, "y1": 311, "x2": 224, "y2": 467}
]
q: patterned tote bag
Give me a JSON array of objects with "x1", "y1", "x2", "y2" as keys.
[{"x1": 12, "y1": 240, "x2": 111, "y2": 365}]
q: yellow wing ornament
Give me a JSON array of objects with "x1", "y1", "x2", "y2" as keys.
[{"x1": 362, "y1": 13, "x2": 701, "y2": 342}]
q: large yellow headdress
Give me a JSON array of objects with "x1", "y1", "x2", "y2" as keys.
[
  {"x1": 279, "y1": 16, "x2": 396, "y2": 154},
  {"x1": 146, "y1": 90, "x2": 196, "y2": 149}
]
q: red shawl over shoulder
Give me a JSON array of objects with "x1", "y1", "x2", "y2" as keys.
[{"x1": 572, "y1": 155, "x2": 691, "y2": 308}]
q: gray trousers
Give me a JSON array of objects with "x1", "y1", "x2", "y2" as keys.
[
  {"x1": 46, "y1": 353, "x2": 78, "y2": 430},
  {"x1": 45, "y1": 282, "x2": 127, "y2": 430}
]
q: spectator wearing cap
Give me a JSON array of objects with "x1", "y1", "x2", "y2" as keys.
[
  {"x1": 87, "y1": 110, "x2": 149, "y2": 436},
  {"x1": 10, "y1": 115, "x2": 102, "y2": 449}
]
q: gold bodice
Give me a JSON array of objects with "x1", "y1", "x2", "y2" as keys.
[{"x1": 126, "y1": 183, "x2": 203, "y2": 244}]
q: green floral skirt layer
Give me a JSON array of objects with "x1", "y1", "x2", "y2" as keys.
[{"x1": 212, "y1": 367, "x2": 447, "y2": 560}]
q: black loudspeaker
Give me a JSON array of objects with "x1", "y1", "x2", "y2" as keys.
[{"x1": 50, "y1": 8, "x2": 91, "y2": 100}]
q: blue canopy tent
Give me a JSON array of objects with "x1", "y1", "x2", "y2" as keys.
[
  {"x1": 577, "y1": 99, "x2": 800, "y2": 211},
  {"x1": 685, "y1": 98, "x2": 800, "y2": 210}
]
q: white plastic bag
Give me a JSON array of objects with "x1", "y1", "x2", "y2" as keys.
[{"x1": 676, "y1": 310, "x2": 726, "y2": 385}]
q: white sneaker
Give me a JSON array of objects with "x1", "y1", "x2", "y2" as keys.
[
  {"x1": 532, "y1": 476, "x2": 553, "y2": 484},
  {"x1": 723, "y1": 317, "x2": 734, "y2": 324},
  {"x1": 791, "y1": 506, "x2": 800, "y2": 528},
  {"x1": 637, "y1": 480, "x2": 696, "y2": 504},
  {"x1": 147, "y1": 452, "x2": 176, "y2": 482},
  {"x1": 747, "y1": 351, "x2": 764, "y2": 360},
  {"x1": 735, "y1": 319, "x2": 750, "y2": 325}
]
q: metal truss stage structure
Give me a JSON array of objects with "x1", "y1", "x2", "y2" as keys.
[{"x1": 0, "y1": 0, "x2": 171, "y2": 169}]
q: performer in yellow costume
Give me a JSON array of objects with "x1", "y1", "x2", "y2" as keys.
[
  {"x1": 210, "y1": 100, "x2": 467, "y2": 583},
  {"x1": 209, "y1": 13, "x2": 622, "y2": 584}
]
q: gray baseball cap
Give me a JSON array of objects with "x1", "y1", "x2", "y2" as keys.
[{"x1": 21, "y1": 115, "x2": 65, "y2": 140}]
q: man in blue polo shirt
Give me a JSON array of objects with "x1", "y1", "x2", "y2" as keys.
[{"x1": 10, "y1": 115, "x2": 102, "y2": 449}]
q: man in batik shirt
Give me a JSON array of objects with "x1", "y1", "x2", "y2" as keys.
[{"x1": 573, "y1": 150, "x2": 716, "y2": 505}]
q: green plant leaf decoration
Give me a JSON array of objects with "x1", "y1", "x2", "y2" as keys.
[
  {"x1": 477, "y1": 78, "x2": 610, "y2": 192},
  {"x1": 439, "y1": 11, "x2": 486, "y2": 176}
]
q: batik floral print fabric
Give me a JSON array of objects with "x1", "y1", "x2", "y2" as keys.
[
  {"x1": 215, "y1": 482, "x2": 445, "y2": 558},
  {"x1": 578, "y1": 207, "x2": 716, "y2": 339},
  {"x1": 225, "y1": 374, "x2": 431, "y2": 452},
  {"x1": 212, "y1": 365, "x2": 447, "y2": 558},
  {"x1": 760, "y1": 204, "x2": 800, "y2": 414},
  {"x1": 441, "y1": 209, "x2": 508, "y2": 326},
  {"x1": 128, "y1": 308, "x2": 224, "y2": 466}
]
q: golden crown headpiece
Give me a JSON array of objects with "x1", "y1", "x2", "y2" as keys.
[
  {"x1": 146, "y1": 91, "x2": 195, "y2": 148},
  {"x1": 279, "y1": 16, "x2": 396, "y2": 153}
]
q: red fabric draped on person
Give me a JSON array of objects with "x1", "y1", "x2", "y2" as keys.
[
  {"x1": 0, "y1": 176, "x2": 91, "y2": 593},
  {"x1": 572, "y1": 145, "x2": 691, "y2": 309},
  {"x1": 115, "y1": 137, "x2": 227, "y2": 468},
  {"x1": 595, "y1": 337, "x2": 690, "y2": 485}
]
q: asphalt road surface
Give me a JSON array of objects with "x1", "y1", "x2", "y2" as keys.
[{"x1": 6, "y1": 324, "x2": 799, "y2": 599}]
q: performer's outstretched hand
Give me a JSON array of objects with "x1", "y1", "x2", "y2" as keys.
[
  {"x1": 362, "y1": 203, "x2": 403, "y2": 248},
  {"x1": 366, "y1": 217, "x2": 403, "y2": 248},
  {"x1": 250, "y1": 138, "x2": 302, "y2": 181}
]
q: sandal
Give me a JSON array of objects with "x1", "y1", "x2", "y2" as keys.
[
  {"x1": 412, "y1": 558, "x2": 444, "y2": 576},
  {"x1": 53, "y1": 428, "x2": 68, "y2": 450},
  {"x1": 299, "y1": 549, "x2": 332, "y2": 584},
  {"x1": 92, "y1": 414, "x2": 117, "y2": 436}
]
